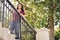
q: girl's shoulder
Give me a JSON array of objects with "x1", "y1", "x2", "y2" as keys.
[{"x1": 20, "y1": 10, "x2": 25, "y2": 15}]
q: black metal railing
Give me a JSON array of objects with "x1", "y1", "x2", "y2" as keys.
[
  {"x1": 0, "y1": 0, "x2": 36, "y2": 40},
  {"x1": 0, "y1": 0, "x2": 2, "y2": 21}
]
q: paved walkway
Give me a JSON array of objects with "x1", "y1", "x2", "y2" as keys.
[{"x1": 0, "y1": 27, "x2": 19, "y2": 40}]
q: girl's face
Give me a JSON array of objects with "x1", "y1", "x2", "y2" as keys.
[{"x1": 17, "y1": 4, "x2": 22, "y2": 10}]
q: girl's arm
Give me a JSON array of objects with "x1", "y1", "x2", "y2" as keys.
[{"x1": 20, "y1": 11, "x2": 25, "y2": 17}]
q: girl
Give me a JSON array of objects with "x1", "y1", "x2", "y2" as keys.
[{"x1": 10, "y1": 3, "x2": 25, "y2": 39}]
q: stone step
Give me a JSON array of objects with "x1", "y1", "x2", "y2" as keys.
[{"x1": 0, "y1": 27, "x2": 20, "y2": 40}]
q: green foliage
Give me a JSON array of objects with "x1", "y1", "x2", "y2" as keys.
[
  {"x1": 54, "y1": 28, "x2": 60, "y2": 40},
  {"x1": 56, "y1": 6, "x2": 60, "y2": 12},
  {"x1": 21, "y1": 0, "x2": 48, "y2": 28}
]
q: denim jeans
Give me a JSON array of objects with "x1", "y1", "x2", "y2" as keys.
[{"x1": 10, "y1": 21, "x2": 20, "y2": 37}]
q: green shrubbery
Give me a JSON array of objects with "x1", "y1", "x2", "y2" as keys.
[{"x1": 54, "y1": 28, "x2": 60, "y2": 40}]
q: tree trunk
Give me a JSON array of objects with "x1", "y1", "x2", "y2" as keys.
[
  {"x1": 48, "y1": 12, "x2": 54, "y2": 40},
  {"x1": 48, "y1": 1, "x2": 54, "y2": 40},
  {"x1": 48, "y1": 0, "x2": 56, "y2": 40}
]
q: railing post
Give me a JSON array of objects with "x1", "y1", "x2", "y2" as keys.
[
  {"x1": 0, "y1": 0, "x2": 1, "y2": 21},
  {"x1": 19, "y1": 16, "x2": 22, "y2": 40},
  {"x1": 34, "y1": 32, "x2": 36, "y2": 40},
  {"x1": 2, "y1": 0, "x2": 5, "y2": 27}
]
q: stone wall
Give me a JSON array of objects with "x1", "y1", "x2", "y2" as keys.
[{"x1": 36, "y1": 28, "x2": 50, "y2": 40}]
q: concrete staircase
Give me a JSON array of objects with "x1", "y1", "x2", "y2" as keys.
[{"x1": 0, "y1": 27, "x2": 19, "y2": 40}]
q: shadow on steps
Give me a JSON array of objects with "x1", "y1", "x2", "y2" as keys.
[{"x1": 0, "y1": 37, "x2": 4, "y2": 40}]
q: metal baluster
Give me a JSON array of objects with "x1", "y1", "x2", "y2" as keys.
[
  {"x1": 34, "y1": 31, "x2": 36, "y2": 40},
  {"x1": 7, "y1": 3, "x2": 9, "y2": 26},
  {"x1": 2, "y1": 0, "x2": 5, "y2": 27},
  {"x1": 5, "y1": 0, "x2": 7, "y2": 27},
  {"x1": 0, "y1": 0, "x2": 1, "y2": 21},
  {"x1": 1, "y1": 0, "x2": 2, "y2": 22},
  {"x1": 6, "y1": 1, "x2": 8, "y2": 27},
  {"x1": 9, "y1": 6, "x2": 11, "y2": 22},
  {"x1": 19, "y1": 16, "x2": 22, "y2": 40}
]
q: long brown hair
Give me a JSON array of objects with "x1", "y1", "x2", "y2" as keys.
[{"x1": 17, "y1": 3, "x2": 25, "y2": 15}]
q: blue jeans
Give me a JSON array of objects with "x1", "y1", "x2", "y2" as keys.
[{"x1": 10, "y1": 21, "x2": 20, "y2": 37}]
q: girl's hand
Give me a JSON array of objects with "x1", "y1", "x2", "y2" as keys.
[{"x1": 20, "y1": 13, "x2": 25, "y2": 17}]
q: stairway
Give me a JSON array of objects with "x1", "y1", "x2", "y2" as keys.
[
  {"x1": 0, "y1": 27, "x2": 19, "y2": 40},
  {"x1": 0, "y1": 0, "x2": 36, "y2": 40}
]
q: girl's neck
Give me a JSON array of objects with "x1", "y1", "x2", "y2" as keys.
[{"x1": 18, "y1": 9, "x2": 21, "y2": 11}]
